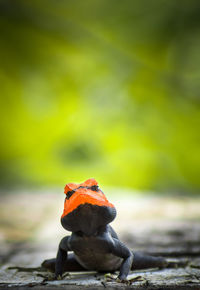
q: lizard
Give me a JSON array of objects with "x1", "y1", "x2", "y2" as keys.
[{"x1": 42, "y1": 178, "x2": 174, "y2": 282}]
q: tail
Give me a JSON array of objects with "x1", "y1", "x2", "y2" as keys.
[{"x1": 132, "y1": 252, "x2": 176, "y2": 270}]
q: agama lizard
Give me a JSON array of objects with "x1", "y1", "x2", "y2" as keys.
[{"x1": 42, "y1": 178, "x2": 172, "y2": 281}]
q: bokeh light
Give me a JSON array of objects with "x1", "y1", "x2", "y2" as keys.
[{"x1": 0, "y1": 0, "x2": 199, "y2": 192}]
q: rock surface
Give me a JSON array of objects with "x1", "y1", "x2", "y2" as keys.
[{"x1": 0, "y1": 190, "x2": 200, "y2": 289}]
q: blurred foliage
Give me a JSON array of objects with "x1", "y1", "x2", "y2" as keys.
[{"x1": 0, "y1": 0, "x2": 200, "y2": 192}]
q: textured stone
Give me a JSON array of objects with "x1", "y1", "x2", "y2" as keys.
[{"x1": 0, "y1": 191, "x2": 200, "y2": 289}]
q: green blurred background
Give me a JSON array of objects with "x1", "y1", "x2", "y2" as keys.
[{"x1": 0, "y1": 0, "x2": 200, "y2": 193}]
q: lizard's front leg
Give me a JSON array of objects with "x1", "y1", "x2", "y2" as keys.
[
  {"x1": 110, "y1": 238, "x2": 134, "y2": 281},
  {"x1": 55, "y1": 236, "x2": 71, "y2": 278}
]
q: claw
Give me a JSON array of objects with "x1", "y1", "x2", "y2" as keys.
[
  {"x1": 104, "y1": 273, "x2": 117, "y2": 281},
  {"x1": 116, "y1": 277, "x2": 127, "y2": 283},
  {"x1": 37, "y1": 272, "x2": 57, "y2": 281},
  {"x1": 105, "y1": 273, "x2": 130, "y2": 284},
  {"x1": 105, "y1": 273, "x2": 143, "y2": 284},
  {"x1": 117, "y1": 275, "x2": 143, "y2": 285}
]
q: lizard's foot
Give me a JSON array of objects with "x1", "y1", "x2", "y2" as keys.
[
  {"x1": 116, "y1": 277, "x2": 127, "y2": 283},
  {"x1": 117, "y1": 275, "x2": 143, "y2": 284},
  {"x1": 105, "y1": 273, "x2": 130, "y2": 283},
  {"x1": 55, "y1": 272, "x2": 71, "y2": 280},
  {"x1": 117, "y1": 274, "x2": 127, "y2": 283},
  {"x1": 37, "y1": 272, "x2": 70, "y2": 281},
  {"x1": 105, "y1": 273, "x2": 143, "y2": 285},
  {"x1": 37, "y1": 272, "x2": 57, "y2": 281}
]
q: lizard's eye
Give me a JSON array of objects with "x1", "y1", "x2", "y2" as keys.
[
  {"x1": 66, "y1": 190, "x2": 75, "y2": 200},
  {"x1": 90, "y1": 185, "x2": 99, "y2": 191}
]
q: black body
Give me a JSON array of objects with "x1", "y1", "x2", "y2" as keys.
[{"x1": 42, "y1": 202, "x2": 167, "y2": 281}]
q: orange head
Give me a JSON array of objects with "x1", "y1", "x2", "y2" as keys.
[{"x1": 61, "y1": 178, "x2": 116, "y2": 235}]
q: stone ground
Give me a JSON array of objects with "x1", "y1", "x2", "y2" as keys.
[{"x1": 0, "y1": 188, "x2": 200, "y2": 289}]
